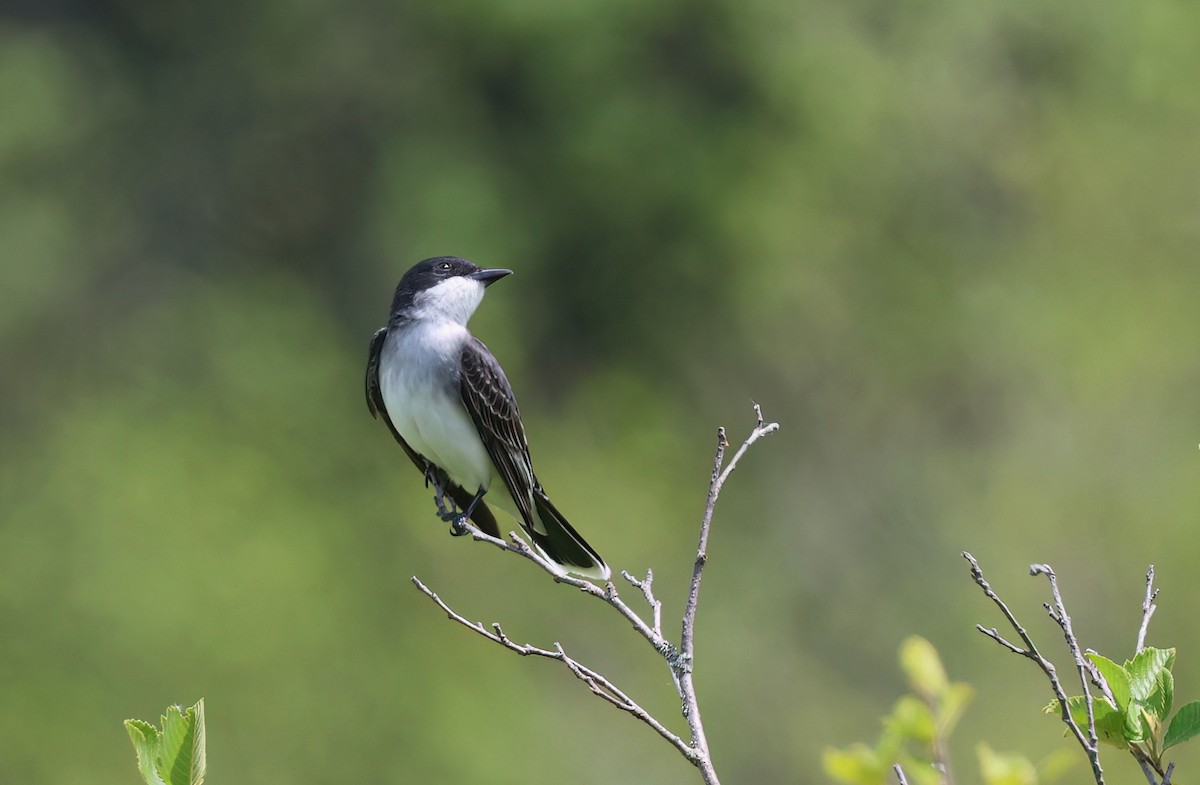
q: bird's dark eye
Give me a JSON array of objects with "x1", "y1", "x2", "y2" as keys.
[{"x1": 437, "y1": 261, "x2": 453, "y2": 272}]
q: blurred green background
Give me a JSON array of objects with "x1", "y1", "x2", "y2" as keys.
[{"x1": 2, "y1": 1, "x2": 1198, "y2": 783}]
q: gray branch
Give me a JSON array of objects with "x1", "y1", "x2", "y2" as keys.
[
  {"x1": 410, "y1": 576, "x2": 699, "y2": 762},
  {"x1": 1032, "y1": 564, "x2": 1102, "y2": 761},
  {"x1": 1137, "y1": 565, "x2": 1158, "y2": 654},
  {"x1": 412, "y1": 404, "x2": 779, "y2": 785},
  {"x1": 963, "y1": 552, "x2": 1106, "y2": 785}
]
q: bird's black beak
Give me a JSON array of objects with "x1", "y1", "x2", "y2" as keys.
[{"x1": 469, "y1": 268, "x2": 513, "y2": 287}]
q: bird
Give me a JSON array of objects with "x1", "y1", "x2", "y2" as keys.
[{"x1": 365, "y1": 256, "x2": 611, "y2": 580}]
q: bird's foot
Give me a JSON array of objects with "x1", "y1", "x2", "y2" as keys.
[
  {"x1": 429, "y1": 472, "x2": 460, "y2": 523},
  {"x1": 434, "y1": 498, "x2": 461, "y2": 523},
  {"x1": 449, "y1": 514, "x2": 471, "y2": 537}
]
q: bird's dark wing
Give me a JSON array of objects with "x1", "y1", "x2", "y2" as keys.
[
  {"x1": 458, "y1": 337, "x2": 540, "y2": 531},
  {"x1": 459, "y1": 336, "x2": 609, "y2": 578},
  {"x1": 367, "y1": 327, "x2": 500, "y2": 536}
]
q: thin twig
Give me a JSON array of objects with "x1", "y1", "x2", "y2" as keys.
[
  {"x1": 1137, "y1": 565, "x2": 1158, "y2": 654},
  {"x1": 964, "y1": 553, "x2": 1105, "y2": 785},
  {"x1": 1134, "y1": 752, "x2": 1161, "y2": 785},
  {"x1": 893, "y1": 763, "x2": 910, "y2": 785},
  {"x1": 623, "y1": 569, "x2": 664, "y2": 639},
  {"x1": 410, "y1": 575, "x2": 700, "y2": 762},
  {"x1": 677, "y1": 403, "x2": 779, "y2": 784},
  {"x1": 1032, "y1": 564, "x2": 1101, "y2": 762},
  {"x1": 624, "y1": 569, "x2": 680, "y2": 695}
]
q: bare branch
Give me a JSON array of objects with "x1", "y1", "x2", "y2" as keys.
[
  {"x1": 623, "y1": 569, "x2": 679, "y2": 695},
  {"x1": 454, "y1": 521, "x2": 676, "y2": 660},
  {"x1": 1134, "y1": 753, "x2": 1161, "y2": 785},
  {"x1": 1031, "y1": 564, "x2": 1102, "y2": 759},
  {"x1": 623, "y1": 569, "x2": 665, "y2": 640},
  {"x1": 677, "y1": 403, "x2": 779, "y2": 782},
  {"x1": 963, "y1": 552, "x2": 1105, "y2": 785},
  {"x1": 893, "y1": 763, "x2": 910, "y2": 785},
  {"x1": 412, "y1": 405, "x2": 778, "y2": 785},
  {"x1": 410, "y1": 576, "x2": 700, "y2": 762},
  {"x1": 1137, "y1": 565, "x2": 1158, "y2": 654}
]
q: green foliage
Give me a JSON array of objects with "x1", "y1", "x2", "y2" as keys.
[
  {"x1": 825, "y1": 637, "x2": 1070, "y2": 785},
  {"x1": 1045, "y1": 646, "x2": 1199, "y2": 773},
  {"x1": 125, "y1": 701, "x2": 206, "y2": 785}
]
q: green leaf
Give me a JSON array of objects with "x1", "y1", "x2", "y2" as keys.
[
  {"x1": 124, "y1": 700, "x2": 205, "y2": 785},
  {"x1": 823, "y1": 743, "x2": 886, "y2": 785},
  {"x1": 1146, "y1": 669, "x2": 1174, "y2": 725},
  {"x1": 900, "y1": 636, "x2": 948, "y2": 701},
  {"x1": 1164, "y1": 701, "x2": 1200, "y2": 750},
  {"x1": 1086, "y1": 653, "x2": 1131, "y2": 710},
  {"x1": 977, "y1": 742, "x2": 1037, "y2": 785},
  {"x1": 1124, "y1": 699, "x2": 1150, "y2": 744},
  {"x1": 159, "y1": 701, "x2": 206, "y2": 785},
  {"x1": 1094, "y1": 700, "x2": 1129, "y2": 746},
  {"x1": 124, "y1": 719, "x2": 167, "y2": 785},
  {"x1": 1044, "y1": 695, "x2": 1127, "y2": 748},
  {"x1": 1126, "y1": 647, "x2": 1175, "y2": 702},
  {"x1": 886, "y1": 695, "x2": 935, "y2": 745}
]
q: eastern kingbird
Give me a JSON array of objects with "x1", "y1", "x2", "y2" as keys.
[{"x1": 365, "y1": 256, "x2": 611, "y2": 580}]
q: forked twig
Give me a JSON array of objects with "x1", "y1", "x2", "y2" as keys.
[
  {"x1": 963, "y1": 552, "x2": 1106, "y2": 785},
  {"x1": 412, "y1": 404, "x2": 779, "y2": 785}
]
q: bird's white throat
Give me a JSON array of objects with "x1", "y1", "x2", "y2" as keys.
[{"x1": 406, "y1": 277, "x2": 486, "y2": 326}]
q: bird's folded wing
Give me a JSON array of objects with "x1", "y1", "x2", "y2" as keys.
[{"x1": 458, "y1": 337, "x2": 540, "y2": 530}]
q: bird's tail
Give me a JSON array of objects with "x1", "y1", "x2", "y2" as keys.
[{"x1": 529, "y1": 490, "x2": 611, "y2": 581}]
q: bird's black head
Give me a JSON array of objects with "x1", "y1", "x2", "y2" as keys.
[{"x1": 388, "y1": 256, "x2": 513, "y2": 324}]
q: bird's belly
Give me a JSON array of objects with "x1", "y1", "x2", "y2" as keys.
[{"x1": 380, "y1": 361, "x2": 493, "y2": 493}]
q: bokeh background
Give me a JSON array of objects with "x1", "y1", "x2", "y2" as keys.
[{"x1": 2, "y1": 1, "x2": 1199, "y2": 783}]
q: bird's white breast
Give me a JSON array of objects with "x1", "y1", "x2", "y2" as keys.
[{"x1": 379, "y1": 322, "x2": 494, "y2": 494}]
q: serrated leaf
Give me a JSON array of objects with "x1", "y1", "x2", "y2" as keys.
[
  {"x1": 1124, "y1": 699, "x2": 1150, "y2": 743},
  {"x1": 1127, "y1": 647, "x2": 1175, "y2": 701},
  {"x1": 158, "y1": 701, "x2": 205, "y2": 785},
  {"x1": 124, "y1": 719, "x2": 167, "y2": 785},
  {"x1": 887, "y1": 695, "x2": 935, "y2": 744},
  {"x1": 1086, "y1": 653, "x2": 1131, "y2": 710},
  {"x1": 823, "y1": 743, "x2": 885, "y2": 785},
  {"x1": 1164, "y1": 701, "x2": 1200, "y2": 750},
  {"x1": 900, "y1": 636, "x2": 949, "y2": 701},
  {"x1": 977, "y1": 742, "x2": 1038, "y2": 785},
  {"x1": 1146, "y1": 669, "x2": 1174, "y2": 725}
]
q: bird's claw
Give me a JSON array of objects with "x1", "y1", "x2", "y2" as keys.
[
  {"x1": 449, "y1": 515, "x2": 471, "y2": 537},
  {"x1": 436, "y1": 503, "x2": 460, "y2": 523}
]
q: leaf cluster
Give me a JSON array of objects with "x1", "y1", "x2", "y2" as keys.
[
  {"x1": 824, "y1": 636, "x2": 1070, "y2": 785},
  {"x1": 1047, "y1": 647, "x2": 1200, "y2": 774},
  {"x1": 124, "y1": 700, "x2": 206, "y2": 785}
]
